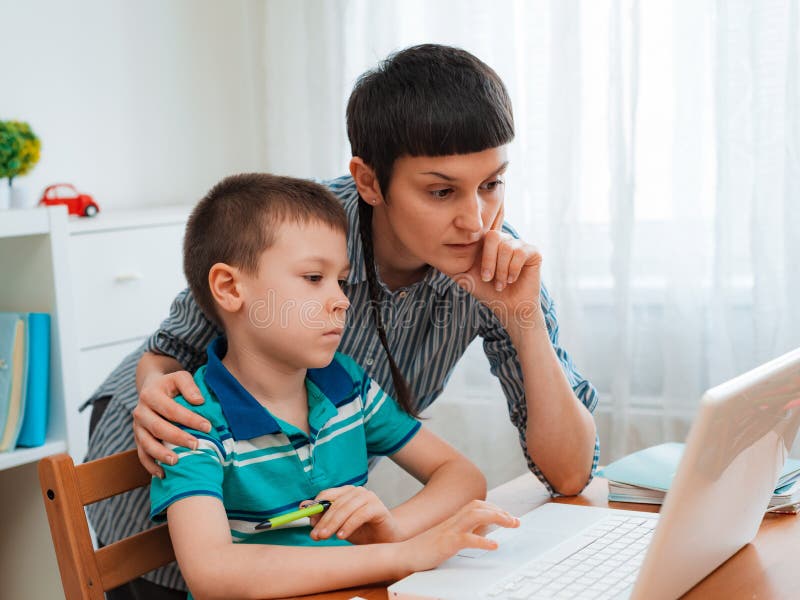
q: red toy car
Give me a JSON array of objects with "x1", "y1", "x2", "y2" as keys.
[{"x1": 40, "y1": 183, "x2": 100, "y2": 217}]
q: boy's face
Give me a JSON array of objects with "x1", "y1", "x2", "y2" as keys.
[
  {"x1": 237, "y1": 221, "x2": 351, "y2": 369},
  {"x1": 378, "y1": 146, "x2": 508, "y2": 276}
]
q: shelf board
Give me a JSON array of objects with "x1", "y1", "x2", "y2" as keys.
[
  {"x1": 0, "y1": 208, "x2": 50, "y2": 239},
  {"x1": 0, "y1": 440, "x2": 68, "y2": 471}
]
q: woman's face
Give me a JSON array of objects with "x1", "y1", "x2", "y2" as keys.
[{"x1": 376, "y1": 146, "x2": 508, "y2": 276}]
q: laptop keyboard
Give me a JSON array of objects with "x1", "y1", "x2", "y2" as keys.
[{"x1": 483, "y1": 514, "x2": 658, "y2": 599}]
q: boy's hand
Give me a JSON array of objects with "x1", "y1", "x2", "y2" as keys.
[
  {"x1": 306, "y1": 486, "x2": 401, "y2": 545},
  {"x1": 398, "y1": 500, "x2": 520, "y2": 575},
  {"x1": 132, "y1": 371, "x2": 210, "y2": 478}
]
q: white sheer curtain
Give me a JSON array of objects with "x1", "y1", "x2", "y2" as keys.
[{"x1": 257, "y1": 0, "x2": 800, "y2": 464}]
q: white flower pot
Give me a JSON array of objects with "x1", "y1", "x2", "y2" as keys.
[
  {"x1": 0, "y1": 183, "x2": 9, "y2": 210},
  {"x1": 9, "y1": 183, "x2": 35, "y2": 210}
]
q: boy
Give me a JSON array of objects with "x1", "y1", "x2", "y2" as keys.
[{"x1": 150, "y1": 173, "x2": 519, "y2": 599}]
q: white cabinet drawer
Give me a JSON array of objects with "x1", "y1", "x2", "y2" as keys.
[
  {"x1": 68, "y1": 224, "x2": 186, "y2": 349},
  {"x1": 77, "y1": 338, "x2": 146, "y2": 402},
  {"x1": 73, "y1": 339, "x2": 146, "y2": 463}
]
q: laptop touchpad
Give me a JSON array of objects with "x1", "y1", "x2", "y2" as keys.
[{"x1": 456, "y1": 526, "x2": 565, "y2": 560}]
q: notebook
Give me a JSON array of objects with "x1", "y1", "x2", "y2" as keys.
[
  {"x1": 0, "y1": 314, "x2": 28, "y2": 452},
  {"x1": 599, "y1": 442, "x2": 800, "y2": 511}
]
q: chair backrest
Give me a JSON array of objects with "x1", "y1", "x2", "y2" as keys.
[{"x1": 38, "y1": 449, "x2": 176, "y2": 599}]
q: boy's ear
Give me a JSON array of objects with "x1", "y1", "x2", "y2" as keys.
[
  {"x1": 349, "y1": 157, "x2": 384, "y2": 206},
  {"x1": 209, "y1": 263, "x2": 243, "y2": 315}
]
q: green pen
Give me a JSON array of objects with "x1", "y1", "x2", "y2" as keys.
[{"x1": 254, "y1": 500, "x2": 331, "y2": 530}]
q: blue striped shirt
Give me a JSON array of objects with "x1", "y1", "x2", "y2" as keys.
[{"x1": 85, "y1": 174, "x2": 599, "y2": 591}]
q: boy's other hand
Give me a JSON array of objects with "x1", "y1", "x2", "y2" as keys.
[
  {"x1": 306, "y1": 486, "x2": 401, "y2": 545},
  {"x1": 132, "y1": 371, "x2": 210, "y2": 478},
  {"x1": 398, "y1": 500, "x2": 520, "y2": 575}
]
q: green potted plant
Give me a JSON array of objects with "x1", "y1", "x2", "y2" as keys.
[
  {"x1": 0, "y1": 120, "x2": 41, "y2": 209},
  {"x1": 0, "y1": 121, "x2": 20, "y2": 209}
]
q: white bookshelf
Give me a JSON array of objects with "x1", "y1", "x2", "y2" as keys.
[
  {"x1": 0, "y1": 204, "x2": 192, "y2": 470},
  {"x1": 0, "y1": 205, "x2": 82, "y2": 470},
  {"x1": 0, "y1": 204, "x2": 84, "y2": 599},
  {"x1": 0, "y1": 441, "x2": 68, "y2": 471},
  {"x1": 0, "y1": 207, "x2": 50, "y2": 238}
]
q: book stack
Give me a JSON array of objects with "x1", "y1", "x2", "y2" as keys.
[
  {"x1": 0, "y1": 312, "x2": 51, "y2": 452},
  {"x1": 598, "y1": 442, "x2": 800, "y2": 514}
]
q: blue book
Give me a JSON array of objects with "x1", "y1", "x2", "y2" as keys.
[
  {"x1": 16, "y1": 313, "x2": 50, "y2": 448},
  {"x1": 598, "y1": 443, "x2": 685, "y2": 492}
]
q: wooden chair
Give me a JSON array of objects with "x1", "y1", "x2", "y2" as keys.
[{"x1": 38, "y1": 449, "x2": 176, "y2": 599}]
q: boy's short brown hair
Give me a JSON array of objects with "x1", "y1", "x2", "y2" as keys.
[{"x1": 184, "y1": 173, "x2": 348, "y2": 326}]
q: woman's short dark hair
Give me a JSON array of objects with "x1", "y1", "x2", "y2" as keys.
[
  {"x1": 184, "y1": 173, "x2": 348, "y2": 326},
  {"x1": 346, "y1": 43, "x2": 515, "y2": 194}
]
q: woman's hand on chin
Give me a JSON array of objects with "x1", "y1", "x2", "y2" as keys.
[{"x1": 450, "y1": 229, "x2": 545, "y2": 335}]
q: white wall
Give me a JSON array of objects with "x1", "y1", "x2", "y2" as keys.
[
  {"x1": 0, "y1": 0, "x2": 264, "y2": 209},
  {"x1": 0, "y1": 3, "x2": 265, "y2": 597}
]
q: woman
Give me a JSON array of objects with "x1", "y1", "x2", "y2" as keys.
[{"x1": 87, "y1": 44, "x2": 599, "y2": 599}]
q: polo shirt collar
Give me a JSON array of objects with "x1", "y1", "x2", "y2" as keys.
[{"x1": 203, "y1": 337, "x2": 357, "y2": 440}]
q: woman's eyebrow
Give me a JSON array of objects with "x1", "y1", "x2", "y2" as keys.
[
  {"x1": 420, "y1": 170, "x2": 457, "y2": 182},
  {"x1": 492, "y1": 161, "x2": 510, "y2": 175},
  {"x1": 420, "y1": 161, "x2": 510, "y2": 182}
]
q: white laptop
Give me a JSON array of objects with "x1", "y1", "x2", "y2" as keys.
[{"x1": 389, "y1": 347, "x2": 800, "y2": 600}]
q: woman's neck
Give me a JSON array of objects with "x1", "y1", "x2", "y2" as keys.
[{"x1": 370, "y1": 206, "x2": 429, "y2": 291}]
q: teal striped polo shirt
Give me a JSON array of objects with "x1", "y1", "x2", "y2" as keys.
[{"x1": 150, "y1": 337, "x2": 421, "y2": 550}]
